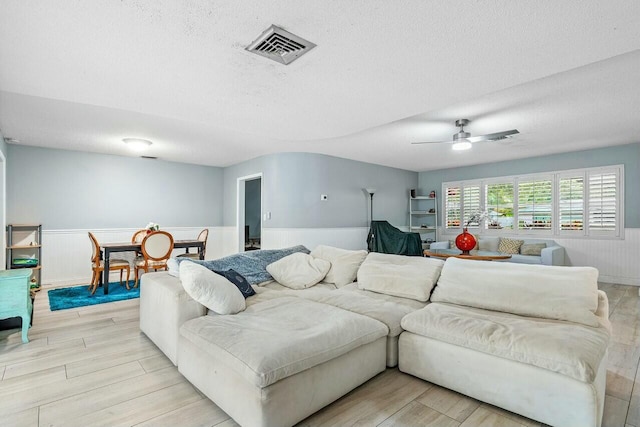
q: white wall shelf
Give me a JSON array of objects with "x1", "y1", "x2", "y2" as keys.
[{"x1": 409, "y1": 196, "x2": 437, "y2": 248}]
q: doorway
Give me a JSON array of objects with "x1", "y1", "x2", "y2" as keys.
[{"x1": 236, "y1": 173, "x2": 262, "y2": 253}]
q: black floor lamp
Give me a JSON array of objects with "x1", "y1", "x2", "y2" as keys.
[
  {"x1": 365, "y1": 188, "x2": 376, "y2": 224},
  {"x1": 365, "y1": 188, "x2": 376, "y2": 250}
]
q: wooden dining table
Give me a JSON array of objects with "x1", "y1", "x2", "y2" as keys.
[{"x1": 100, "y1": 239, "x2": 204, "y2": 294}]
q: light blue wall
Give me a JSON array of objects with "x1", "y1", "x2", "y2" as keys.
[
  {"x1": 224, "y1": 152, "x2": 418, "y2": 228},
  {"x1": 418, "y1": 143, "x2": 640, "y2": 228},
  {"x1": 7, "y1": 145, "x2": 224, "y2": 229}
]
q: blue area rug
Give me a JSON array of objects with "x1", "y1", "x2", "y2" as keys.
[{"x1": 48, "y1": 281, "x2": 139, "y2": 311}]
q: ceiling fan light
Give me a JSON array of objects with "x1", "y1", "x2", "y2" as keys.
[
  {"x1": 123, "y1": 138, "x2": 153, "y2": 151},
  {"x1": 452, "y1": 141, "x2": 472, "y2": 151}
]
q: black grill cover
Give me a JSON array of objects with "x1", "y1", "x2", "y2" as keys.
[{"x1": 366, "y1": 220, "x2": 422, "y2": 256}]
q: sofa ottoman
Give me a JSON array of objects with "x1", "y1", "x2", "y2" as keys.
[{"x1": 178, "y1": 296, "x2": 388, "y2": 427}]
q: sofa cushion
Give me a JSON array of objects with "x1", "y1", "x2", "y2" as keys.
[
  {"x1": 498, "y1": 237, "x2": 524, "y2": 254},
  {"x1": 266, "y1": 253, "x2": 330, "y2": 289},
  {"x1": 310, "y1": 245, "x2": 368, "y2": 287},
  {"x1": 401, "y1": 302, "x2": 610, "y2": 383},
  {"x1": 431, "y1": 257, "x2": 600, "y2": 327},
  {"x1": 180, "y1": 261, "x2": 246, "y2": 315},
  {"x1": 478, "y1": 236, "x2": 500, "y2": 252},
  {"x1": 357, "y1": 252, "x2": 444, "y2": 302},
  {"x1": 520, "y1": 242, "x2": 547, "y2": 256},
  {"x1": 180, "y1": 297, "x2": 388, "y2": 388},
  {"x1": 284, "y1": 287, "x2": 419, "y2": 337}
]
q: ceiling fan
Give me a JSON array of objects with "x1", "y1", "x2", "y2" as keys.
[{"x1": 411, "y1": 119, "x2": 519, "y2": 150}]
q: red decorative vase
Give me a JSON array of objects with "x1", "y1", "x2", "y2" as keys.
[{"x1": 455, "y1": 228, "x2": 476, "y2": 255}]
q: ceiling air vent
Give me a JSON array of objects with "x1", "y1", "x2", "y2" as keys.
[{"x1": 246, "y1": 25, "x2": 316, "y2": 65}]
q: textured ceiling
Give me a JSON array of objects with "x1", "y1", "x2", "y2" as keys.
[{"x1": 1, "y1": 1, "x2": 639, "y2": 171}]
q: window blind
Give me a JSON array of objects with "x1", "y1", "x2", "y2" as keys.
[
  {"x1": 463, "y1": 185, "x2": 481, "y2": 228},
  {"x1": 558, "y1": 176, "x2": 584, "y2": 231},
  {"x1": 445, "y1": 186, "x2": 461, "y2": 229},
  {"x1": 588, "y1": 172, "x2": 617, "y2": 232}
]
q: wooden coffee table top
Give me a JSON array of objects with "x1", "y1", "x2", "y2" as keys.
[{"x1": 424, "y1": 249, "x2": 512, "y2": 261}]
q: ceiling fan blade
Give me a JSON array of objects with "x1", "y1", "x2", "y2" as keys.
[
  {"x1": 410, "y1": 140, "x2": 452, "y2": 145},
  {"x1": 467, "y1": 129, "x2": 519, "y2": 143}
]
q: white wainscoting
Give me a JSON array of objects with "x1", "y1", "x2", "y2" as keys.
[
  {"x1": 41, "y1": 226, "x2": 640, "y2": 286},
  {"x1": 554, "y1": 228, "x2": 640, "y2": 286},
  {"x1": 42, "y1": 226, "x2": 224, "y2": 286}
]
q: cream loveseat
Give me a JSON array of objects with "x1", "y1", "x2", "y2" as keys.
[{"x1": 139, "y1": 246, "x2": 609, "y2": 427}]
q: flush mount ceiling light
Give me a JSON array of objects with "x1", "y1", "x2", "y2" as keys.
[{"x1": 123, "y1": 138, "x2": 152, "y2": 151}]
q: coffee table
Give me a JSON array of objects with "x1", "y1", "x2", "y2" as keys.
[{"x1": 424, "y1": 249, "x2": 512, "y2": 261}]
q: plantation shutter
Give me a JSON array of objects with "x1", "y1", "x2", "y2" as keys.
[
  {"x1": 558, "y1": 176, "x2": 584, "y2": 231},
  {"x1": 444, "y1": 185, "x2": 461, "y2": 229},
  {"x1": 462, "y1": 184, "x2": 481, "y2": 228},
  {"x1": 517, "y1": 178, "x2": 552, "y2": 230},
  {"x1": 587, "y1": 170, "x2": 619, "y2": 235}
]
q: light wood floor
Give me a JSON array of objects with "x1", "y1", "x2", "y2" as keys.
[{"x1": 0, "y1": 282, "x2": 638, "y2": 427}]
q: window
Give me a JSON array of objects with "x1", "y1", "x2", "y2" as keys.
[
  {"x1": 588, "y1": 170, "x2": 618, "y2": 234},
  {"x1": 442, "y1": 165, "x2": 623, "y2": 239},
  {"x1": 517, "y1": 177, "x2": 552, "y2": 230},
  {"x1": 485, "y1": 182, "x2": 514, "y2": 230},
  {"x1": 445, "y1": 186, "x2": 461, "y2": 228},
  {"x1": 462, "y1": 184, "x2": 481, "y2": 228},
  {"x1": 558, "y1": 176, "x2": 584, "y2": 231}
]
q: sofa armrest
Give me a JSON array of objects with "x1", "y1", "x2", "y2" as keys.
[
  {"x1": 140, "y1": 272, "x2": 207, "y2": 365},
  {"x1": 429, "y1": 241, "x2": 450, "y2": 250},
  {"x1": 541, "y1": 245, "x2": 565, "y2": 266}
]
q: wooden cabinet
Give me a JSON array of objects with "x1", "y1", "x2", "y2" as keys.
[
  {"x1": 409, "y1": 196, "x2": 437, "y2": 248},
  {"x1": 6, "y1": 224, "x2": 42, "y2": 291}
]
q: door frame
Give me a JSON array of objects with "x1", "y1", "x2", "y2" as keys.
[
  {"x1": 236, "y1": 173, "x2": 263, "y2": 253},
  {"x1": 0, "y1": 149, "x2": 6, "y2": 269}
]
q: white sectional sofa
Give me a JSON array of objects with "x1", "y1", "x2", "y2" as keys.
[
  {"x1": 139, "y1": 246, "x2": 610, "y2": 427},
  {"x1": 431, "y1": 236, "x2": 566, "y2": 265}
]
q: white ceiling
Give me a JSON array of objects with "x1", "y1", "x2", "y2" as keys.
[{"x1": 1, "y1": 1, "x2": 639, "y2": 172}]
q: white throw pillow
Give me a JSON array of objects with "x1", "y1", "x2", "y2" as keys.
[
  {"x1": 179, "y1": 261, "x2": 246, "y2": 315},
  {"x1": 266, "y1": 253, "x2": 331, "y2": 289},
  {"x1": 478, "y1": 237, "x2": 500, "y2": 252},
  {"x1": 310, "y1": 245, "x2": 368, "y2": 287},
  {"x1": 357, "y1": 252, "x2": 445, "y2": 301},
  {"x1": 167, "y1": 257, "x2": 180, "y2": 278},
  {"x1": 431, "y1": 257, "x2": 600, "y2": 327}
]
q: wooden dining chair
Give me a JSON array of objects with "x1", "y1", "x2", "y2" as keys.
[
  {"x1": 134, "y1": 231, "x2": 174, "y2": 287},
  {"x1": 88, "y1": 232, "x2": 131, "y2": 295},
  {"x1": 131, "y1": 228, "x2": 147, "y2": 259},
  {"x1": 177, "y1": 228, "x2": 209, "y2": 260}
]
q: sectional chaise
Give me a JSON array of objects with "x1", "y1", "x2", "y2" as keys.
[{"x1": 139, "y1": 245, "x2": 610, "y2": 427}]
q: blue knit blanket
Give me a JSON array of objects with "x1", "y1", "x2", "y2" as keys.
[{"x1": 175, "y1": 245, "x2": 309, "y2": 285}]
